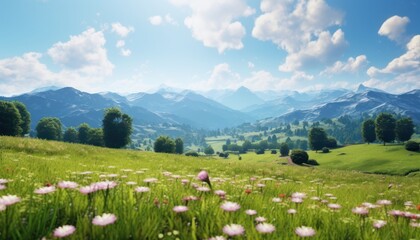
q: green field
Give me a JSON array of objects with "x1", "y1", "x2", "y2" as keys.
[{"x1": 0, "y1": 136, "x2": 419, "y2": 239}]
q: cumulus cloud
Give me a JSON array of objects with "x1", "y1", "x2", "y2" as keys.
[
  {"x1": 365, "y1": 35, "x2": 420, "y2": 93},
  {"x1": 149, "y1": 14, "x2": 178, "y2": 26},
  {"x1": 322, "y1": 55, "x2": 367, "y2": 75},
  {"x1": 149, "y1": 15, "x2": 163, "y2": 26},
  {"x1": 170, "y1": 0, "x2": 255, "y2": 53},
  {"x1": 253, "y1": 0, "x2": 345, "y2": 72},
  {"x1": 378, "y1": 15, "x2": 410, "y2": 43},
  {"x1": 111, "y1": 22, "x2": 134, "y2": 37}
]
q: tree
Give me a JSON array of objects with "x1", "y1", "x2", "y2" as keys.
[
  {"x1": 0, "y1": 101, "x2": 21, "y2": 136},
  {"x1": 36, "y1": 117, "x2": 62, "y2": 140},
  {"x1": 204, "y1": 145, "x2": 215, "y2": 155},
  {"x1": 102, "y1": 108, "x2": 133, "y2": 148},
  {"x1": 395, "y1": 118, "x2": 414, "y2": 142},
  {"x1": 375, "y1": 113, "x2": 396, "y2": 145},
  {"x1": 325, "y1": 137, "x2": 337, "y2": 148},
  {"x1": 154, "y1": 136, "x2": 175, "y2": 153},
  {"x1": 290, "y1": 149, "x2": 309, "y2": 165},
  {"x1": 78, "y1": 123, "x2": 91, "y2": 144},
  {"x1": 271, "y1": 135, "x2": 277, "y2": 143},
  {"x1": 242, "y1": 140, "x2": 252, "y2": 152},
  {"x1": 280, "y1": 142, "x2": 289, "y2": 156},
  {"x1": 405, "y1": 141, "x2": 419, "y2": 152},
  {"x1": 309, "y1": 127, "x2": 327, "y2": 152},
  {"x1": 226, "y1": 139, "x2": 231, "y2": 145},
  {"x1": 12, "y1": 101, "x2": 30, "y2": 136},
  {"x1": 63, "y1": 127, "x2": 78, "y2": 143},
  {"x1": 361, "y1": 119, "x2": 376, "y2": 144},
  {"x1": 259, "y1": 140, "x2": 268, "y2": 151},
  {"x1": 87, "y1": 128, "x2": 104, "y2": 147},
  {"x1": 175, "y1": 138, "x2": 184, "y2": 154}
]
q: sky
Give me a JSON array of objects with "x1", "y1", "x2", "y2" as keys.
[{"x1": 0, "y1": 0, "x2": 419, "y2": 96}]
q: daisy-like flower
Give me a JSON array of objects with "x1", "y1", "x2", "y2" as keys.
[
  {"x1": 53, "y1": 225, "x2": 76, "y2": 238},
  {"x1": 310, "y1": 196, "x2": 320, "y2": 201},
  {"x1": 35, "y1": 186, "x2": 56, "y2": 195},
  {"x1": 256, "y1": 183, "x2": 265, "y2": 188},
  {"x1": 181, "y1": 179, "x2": 189, "y2": 185},
  {"x1": 328, "y1": 203, "x2": 342, "y2": 210},
  {"x1": 143, "y1": 178, "x2": 158, "y2": 183},
  {"x1": 245, "y1": 209, "x2": 257, "y2": 216},
  {"x1": 376, "y1": 199, "x2": 392, "y2": 205},
  {"x1": 388, "y1": 210, "x2": 404, "y2": 217},
  {"x1": 135, "y1": 186, "x2": 150, "y2": 193},
  {"x1": 197, "y1": 170, "x2": 212, "y2": 188},
  {"x1": 287, "y1": 209, "x2": 297, "y2": 214},
  {"x1": 295, "y1": 226, "x2": 316, "y2": 237},
  {"x1": 94, "y1": 181, "x2": 117, "y2": 190},
  {"x1": 362, "y1": 202, "x2": 379, "y2": 209},
  {"x1": 173, "y1": 205, "x2": 188, "y2": 213},
  {"x1": 58, "y1": 181, "x2": 79, "y2": 189},
  {"x1": 220, "y1": 201, "x2": 240, "y2": 212},
  {"x1": 292, "y1": 197, "x2": 303, "y2": 203},
  {"x1": 0, "y1": 195, "x2": 21, "y2": 206},
  {"x1": 373, "y1": 220, "x2": 387, "y2": 229},
  {"x1": 0, "y1": 185, "x2": 6, "y2": 190},
  {"x1": 255, "y1": 223, "x2": 276, "y2": 234},
  {"x1": 292, "y1": 192, "x2": 307, "y2": 199},
  {"x1": 0, "y1": 204, "x2": 5, "y2": 211},
  {"x1": 352, "y1": 207, "x2": 369, "y2": 216},
  {"x1": 410, "y1": 222, "x2": 420, "y2": 228},
  {"x1": 0, "y1": 179, "x2": 9, "y2": 184},
  {"x1": 222, "y1": 224, "x2": 245, "y2": 236},
  {"x1": 92, "y1": 213, "x2": 117, "y2": 226},
  {"x1": 208, "y1": 236, "x2": 226, "y2": 240},
  {"x1": 272, "y1": 197, "x2": 282, "y2": 203},
  {"x1": 214, "y1": 190, "x2": 226, "y2": 197},
  {"x1": 197, "y1": 186, "x2": 211, "y2": 192},
  {"x1": 255, "y1": 216, "x2": 267, "y2": 223},
  {"x1": 79, "y1": 185, "x2": 97, "y2": 195}
]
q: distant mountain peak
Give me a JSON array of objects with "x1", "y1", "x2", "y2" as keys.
[
  {"x1": 29, "y1": 85, "x2": 64, "y2": 94},
  {"x1": 356, "y1": 84, "x2": 385, "y2": 93}
]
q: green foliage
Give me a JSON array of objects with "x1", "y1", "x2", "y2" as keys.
[
  {"x1": 290, "y1": 149, "x2": 309, "y2": 165},
  {"x1": 271, "y1": 149, "x2": 277, "y2": 154},
  {"x1": 154, "y1": 136, "x2": 176, "y2": 153},
  {"x1": 280, "y1": 142, "x2": 289, "y2": 156},
  {"x1": 175, "y1": 138, "x2": 184, "y2": 154},
  {"x1": 307, "y1": 159, "x2": 320, "y2": 166},
  {"x1": 322, "y1": 147, "x2": 330, "y2": 153},
  {"x1": 12, "y1": 101, "x2": 31, "y2": 136},
  {"x1": 0, "y1": 101, "x2": 21, "y2": 136},
  {"x1": 63, "y1": 127, "x2": 78, "y2": 143},
  {"x1": 375, "y1": 113, "x2": 396, "y2": 145},
  {"x1": 395, "y1": 117, "x2": 414, "y2": 142},
  {"x1": 361, "y1": 119, "x2": 376, "y2": 144},
  {"x1": 325, "y1": 137, "x2": 337, "y2": 148},
  {"x1": 78, "y1": 123, "x2": 91, "y2": 144},
  {"x1": 36, "y1": 117, "x2": 62, "y2": 140},
  {"x1": 242, "y1": 140, "x2": 252, "y2": 152},
  {"x1": 102, "y1": 107, "x2": 132, "y2": 148},
  {"x1": 255, "y1": 149, "x2": 265, "y2": 155},
  {"x1": 405, "y1": 140, "x2": 419, "y2": 152},
  {"x1": 204, "y1": 145, "x2": 215, "y2": 155},
  {"x1": 185, "y1": 150, "x2": 199, "y2": 157},
  {"x1": 308, "y1": 127, "x2": 327, "y2": 152},
  {"x1": 87, "y1": 128, "x2": 104, "y2": 147},
  {"x1": 259, "y1": 140, "x2": 269, "y2": 150},
  {"x1": 219, "y1": 152, "x2": 229, "y2": 158}
]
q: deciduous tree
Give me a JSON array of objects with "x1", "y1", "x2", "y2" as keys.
[{"x1": 102, "y1": 108, "x2": 132, "y2": 148}]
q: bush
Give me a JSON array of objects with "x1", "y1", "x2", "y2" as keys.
[
  {"x1": 271, "y1": 149, "x2": 277, "y2": 154},
  {"x1": 405, "y1": 141, "x2": 420, "y2": 152},
  {"x1": 255, "y1": 149, "x2": 265, "y2": 155},
  {"x1": 307, "y1": 159, "x2": 320, "y2": 166},
  {"x1": 280, "y1": 142, "x2": 289, "y2": 156},
  {"x1": 238, "y1": 156, "x2": 242, "y2": 160},
  {"x1": 322, "y1": 147, "x2": 330, "y2": 153},
  {"x1": 290, "y1": 149, "x2": 309, "y2": 165},
  {"x1": 219, "y1": 152, "x2": 229, "y2": 158},
  {"x1": 185, "y1": 151, "x2": 199, "y2": 157}
]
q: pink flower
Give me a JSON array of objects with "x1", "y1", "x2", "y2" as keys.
[
  {"x1": 173, "y1": 205, "x2": 188, "y2": 213},
  {"x1": 181, "y1": 179, "x2": 189, "y2": 185},
  {"x1": 79, "y1": 185, "x2": 97, "y2": 195},
  {"x1": 295, "y1": 226, "x2": 316, "y2": 237},
  {"x1": 376, "y1": 199, "x2": 392, "y2": 205},
  {"x1": 328, "y1": 203, "x2": 342, "y2": 210},
  {"x1": 53, "y1": 225, "x2": 76, "y2": 238},
  {"x1": 0, "y1": 195, "x2": 21, "y2": 206},
  {"x1": 0, "y1": 185, "x2": 6, "y2": 190},
  {"x1": 362, "y1": 202, "x2": 379, "y2": 209},
  {"x1": 255, "y1": 216, "x2": 267, "y2": 223},
  {"x1": 256, "y1": 223, "x2": 276, "y2": 233},
  {"x1": 292, "y1": 192, "x2": 307, "y2": 199},
  {"x1": 58, "y1": 181, "x2": 79, "y2": 189},
  {"x1": 0, "y1": 179, "x2": 9, "y2": 184},
  {"x1": 35, "y1": 186, "x2": 56, "y2": 195},
  {"x1": 135, "y1": 186, "x2": 150, "y2": 193},
  {"x1": 292, "y1": 197, "x2": 303, "y2": 203},
  {"x1": 220, "y1": 201, "x2": 240, "y2": 212},
  {"x1": 94, "y1": 181, "x2": 117, "y2": 190},
  {"x1": 214, "y1": 190, "x2": 226, "y2": 197},
  {"x1": 197, "y1": 170, "x2": 212, "y2": 188},
  {"x1": 352, "y1": 207, "x2": 369, "y2": 216},
  {"x1": 197, "y1": 186, "x2": 211, "y2": 192},
  {"x1": 388, "y1": 210, "x2": 404, "y2": 217},
  {"x1": 222, "y1": 224, "x2": 245, "y2": 236},
  {"x1": 92, "y1": 213, "x2": 117, "y2": 226},
  {"x1": 373, "y1": 220, "x2": 387, "y2": 229},
  {"x1": 245, "y1": 209, "x2": 257, "y2": 215}
]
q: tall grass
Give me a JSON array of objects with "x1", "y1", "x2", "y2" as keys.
[{"x1": 0, "y1": 137, "x2": 419, "y2": 239}]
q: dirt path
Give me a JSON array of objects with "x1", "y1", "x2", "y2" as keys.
[{"x1": 279, "y1": 156, "x2": 296, "y2": 165}]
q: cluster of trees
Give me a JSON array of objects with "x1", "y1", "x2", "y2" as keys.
[
  {"x1": 308, "y1": 127, "x2": 337, "y2": 152},
  {"x1": 153, "y1": 136, "x2": 184, "y2": 154},
  {"x1": 0, "y1": 101, "x2": 31, "y2": 137},
  {"x1": 362, "y1": 113, "x2": 414, "y2": 145}
]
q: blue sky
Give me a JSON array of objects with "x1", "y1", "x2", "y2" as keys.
[{"x1": 0, "y1": 0, "x2": 419, "y2": 96}]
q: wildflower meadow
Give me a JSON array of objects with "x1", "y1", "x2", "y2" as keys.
[{"x1": 0, "y1": 136, "x2": 419, "y2": 239}]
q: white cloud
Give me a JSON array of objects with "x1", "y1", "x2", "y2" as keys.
[
  {"x1": 378, "y1": 15, "x2": 410, "y2": 43},
  {"x1": 322, "y1": 55, "x2": 367, "y2": 75},
  {"x1": 120, "y1": 48, "x2": 132, "y2": 57},
  {"x1": 149, "y1": 16, "x2": 163, "y2": 26},
  {"x1": 47, "y1": 28, "x2": 114, "y2": 76},
  {"x1": 248, "y1": 61, "x2": 255, "y2": 69},
  {"x1": 253, "y1": 0, "x2": 345, "y2": 72},
  {"x1": 170, "y1": 0, "x2": 255, "y2": 53},
  {"x1": 279, "y1": 29, "x2": 347, "y2": 72},
  {"x1": 116, "y1": 40, "x2": 125, "y2": 48},
  {"x1": 111, "y1": 22, "x2": 134, "y2": 38}
]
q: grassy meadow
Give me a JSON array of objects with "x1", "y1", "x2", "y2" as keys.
[{"x1": 0, "y1": 136, "x2": 419, "y2": 239}]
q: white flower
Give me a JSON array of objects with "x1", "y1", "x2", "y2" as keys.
[
  {"x1": 53, "y1": 225, "x2": 76, "y2": 238},
  {"x1": 92, "y1": 213, "x2": 117, "y2": 226},
  {"x1": 255, "y1": 223, "x2": 276, "y2": 233},
  {"x1": 295, "y1": 226, "x2": 316, "y2": 237}
]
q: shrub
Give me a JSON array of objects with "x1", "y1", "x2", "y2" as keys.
[
  {"x1": 322, "y1": 147, "x2": 330, "y2": 153},
  {"x1": 271, "y1": 149, "x2": 277, "y2": 154},
  {"x1": 280, "y1": 142, "x2": 289, "y2": 156},
  {"x1": 219, "y1": 152, "x2": 229, "y2": 158},
  {"x1": 185, "y1": 151, "x2": 199, "y2": 157},
  {"x1": 405, "y1": 141, "x2": 420, "y2": 152},
  {"x1": 290, "y1": 149, "x2": 309, "y2": 165},
  {"x1": 238, "y1": 156, "x2": 242, "y2": 160},
  {"x1": 255, "y1": 149, "x2": 265, "y2": 155},
  {"x1": 307, "y1": 159, "x2": 320, "y2": 166}
]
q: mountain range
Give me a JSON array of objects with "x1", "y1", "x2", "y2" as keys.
[{"x1": 1, "y1": 85, "x2": 419, "y2": 135}]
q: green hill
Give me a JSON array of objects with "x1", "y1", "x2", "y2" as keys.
[{"x1": 308, "y1": 144, "x2": 420, "y2": 176}]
